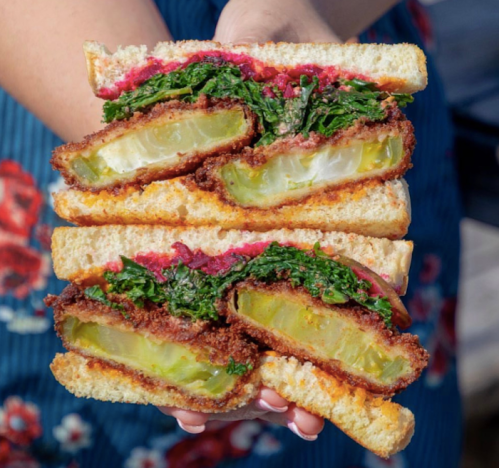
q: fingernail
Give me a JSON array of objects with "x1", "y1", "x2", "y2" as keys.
[
  {"x1": 177, "y1": 420, "x2": 206, "y2": 434},
  {"x1": 255, "y1": 399, "x2": 288, "y2": 413},
  {"x1": 287, "y1": 421, "x2": 318, "y2": 441}
]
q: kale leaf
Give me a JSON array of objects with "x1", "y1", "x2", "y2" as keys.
[
  {"x1": 226, "y1": 357, "x2": 254, "y2": 376},
  {"x1": 87, "y1": 242, "x2": 393, "y2": 327},
  {"x1": 84, "y1": 285, "x2": 129, "y2": 320},
  {"x1": 102, "y1": 61, "x2": 412, "y2": 145}
]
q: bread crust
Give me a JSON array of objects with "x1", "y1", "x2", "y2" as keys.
[
  {"x1": 53, "y1": 178, "x2": 411, "y2": 240},
  {"x1": 50, "y1": 350, "x2": 415, "y2": 457},
  {"x1": 50, "y1": 225, "x2": 412, "y2": 294},
  {"x1": 258, "y1": 353, "x2": 415, "y2": 458},
  {"x1": 84, "y1": 41, "x2": 427, "y2": 97}
]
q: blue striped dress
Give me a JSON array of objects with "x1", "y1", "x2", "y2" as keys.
[{"x1": 0, "y1": 1, "x2": 462, "y2": 467}]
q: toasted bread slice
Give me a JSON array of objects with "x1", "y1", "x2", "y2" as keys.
[
  {"x1": 259, "y1": 353, "x2": 415, "y2": 458},
  {"x1": 50, "y1": 225, "x2": 412, "y2": 294},
  {"x1": 51, "y1": 351, "x2": 414, "y2": 458},
  {"x1": 53, "y1": 178, "x2": 411, "y2": 240},
  {"x1": 84, "y1": 41, "x2": 427, "y2": 98}
]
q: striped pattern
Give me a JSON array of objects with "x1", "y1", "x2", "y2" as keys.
[{"x1": 0, "y1": 1, "x2": 462, "y2": 467}]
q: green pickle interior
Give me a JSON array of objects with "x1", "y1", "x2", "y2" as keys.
[
  {"x1": 235, "y1": 288, "x2": 411, "y2": 385},
  {"x1": 70, "y1": 107, "x2": 248, "y2": 186},
  {"x1": 61, "y1": 316, "x2": 239, "y2": 397},
  {"x1": 220, "y1": 136, "x2": 403, "y2": 207}
]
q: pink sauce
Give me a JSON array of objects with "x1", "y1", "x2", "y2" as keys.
[
  {"x1": 97, "y1": 51, "x2": 373, "y2": 100},
  {"x1": 131, "y1": 241, "x2": 271, "y2": 281}
]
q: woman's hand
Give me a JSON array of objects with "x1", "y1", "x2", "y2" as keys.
[
  {"x1": 159, "y1": 387, "x2": 324, "y2": 441},
  {"x1": 214, "y1": 0, "x2": 340, "y2": 44}
]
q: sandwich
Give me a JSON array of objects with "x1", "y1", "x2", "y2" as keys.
[
  {"x1": 51, "y1": 41, "x2": 426, "y2": 238},
  {"x1": 46, "y1": 225, "x2": 428, "y2": 457},
  {"x1": 46, "y1": 40, "x2": 430, "y2": 458}
]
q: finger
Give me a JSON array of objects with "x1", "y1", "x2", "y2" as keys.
[
  {"x1": 287, "y1": 405, "x2": 325, "y2": 437},
  {"x1": 255, "y1": 387, "x2": 289, "y2": 413},
  {"x1": 157, "y1": 406, "x2": 209, "y2": 427},
  {"x1": 177, "y1": 420, "x2": 206, "y2": 434},
  {"x1": 258, "y1": 404, "x2": 324, "y2": 441}
]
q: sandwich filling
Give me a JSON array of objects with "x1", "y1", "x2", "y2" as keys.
[
  {"x1": 52, "y1": 100, "x2": 255, "y2": 191},
  {"x1": 102, "y1": 59, "x2": 413, "y2": 146},
  {"x1": 224, "y1": 282, "x2": 427, "y2": 395},
  {"x1": 194, "y1": 109, "x2": 414, "y2": 208},
  {"x1": 61, "y1": 316, "x2": 239, "y2": 397},
  {"x1": 54, "y1": 54, "x2": 415, "y2": 193},
  {"x1": 47, "y1": 286, "x2": 257, "y2": 402},
  {"x1": 80, "y1": 241, "x2": 427, "y2": 395}
]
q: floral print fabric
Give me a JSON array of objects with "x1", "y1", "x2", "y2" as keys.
[{"x1": 0, "y1": 1, "x2": 462, "y2": 467}]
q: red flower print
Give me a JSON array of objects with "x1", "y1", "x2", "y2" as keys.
[
  {"x1": 53, "y1": 414, "x2": 92, "y2": 453},
  {"x1": 0, "y1": 243, "x2": 49, "y2": 299},
  {"x1": 425, "y1": 297, "x2": 458, "y2": 387},
  {"x1": 407, "y1": 0, "x2": 434, "y2": 49},
  {"x1": 0, "y1": 397, "x2": 42, "y2": 446},
  {"x1": 166, "y1": 421, "x2": 265, "y2": 468},
  {"x1": 34, "y1": 224, "x2": 52, "y2": 251},
  {"x1": 419, "y1": 254, "x2": 442, "y2": 285},
  {"x1": 0, "y1": 160, "x2": 43, "y2": 240},
  {"x1": 408, "y1": 285, "x2": 443, "y2": 322},
  {"x1": 0, "y1": 439, "x2": 40, "y2": 468},
  {"x1": 125, "y1": 448, "x2": 166, "y2": 468}
]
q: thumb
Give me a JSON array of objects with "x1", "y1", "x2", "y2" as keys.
[
  {"x1": 214, "y1": 0, "x2": 340, "y2": 44},
  {"x1": 214, "y1": 2, "x2": 282, "y2": 44}
]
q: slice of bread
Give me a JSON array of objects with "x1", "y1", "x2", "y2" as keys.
[
  {"x1": 53, "y1": 178, "x2": 411, "y2": 240},
  {"x1": 51, "y1": 225, "x2": 412, "y2": 294},
  {"x1": 51, "y1": 351, "x2": 414, "y2": 458},
  {"x1": 51, "y1": 352, "x2": 258, "y2": 411},
  {"x1": 84, "y1": 41, "x2": 427, "y2": 97},
  {"x1": 259, "y1": 353, "x2": 414, "y2": 458}
]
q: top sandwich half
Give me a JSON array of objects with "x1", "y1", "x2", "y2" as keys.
[{"x1": 51, "y1": 41, "x2": 426, "y2": 212}]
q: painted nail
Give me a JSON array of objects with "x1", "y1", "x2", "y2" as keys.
[
  {"x1": 177, "y1": 420, "x2": 206, "y2": 434},
  {"x1": 287, "y1": 422, "x2": 318, "y2": 441},
  {"x1": 255, "y1": 399, "x2": 288, "y2": 413}
]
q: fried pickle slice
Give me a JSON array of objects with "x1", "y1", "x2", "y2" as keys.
[
  {"x1": 52, "y1": 98, "x2": 256, "y2": 191},
  {"x1": 194, "y1": 107, "x2": 414, "y2": 208},
  {"x1": 46, "y1": 285, "x2": 259, "y2": 409},
  {"x1": 222, "y1": 280, "x2": 428, "y2": 396}
]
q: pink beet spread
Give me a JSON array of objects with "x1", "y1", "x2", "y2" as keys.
[
  {"x1": 131, "y1": 241, "x2": 271, "y2": 281},
  {"x1": 97, "y1": 51, "x2": 373, "y2": 100}
]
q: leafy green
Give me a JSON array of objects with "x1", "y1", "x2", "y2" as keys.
[
  {"x1": 84, "y1": 285, "x2": 129, "y2": 320},
  {"x1": 86, "y1": 242, "x2": 393, "y2": 327},
  {"x1": 226, "y1": 357, "x2": 253, "y2": 376},
  {"x1": 102, "y1": 61, "x2": 412, "y2": 145}
]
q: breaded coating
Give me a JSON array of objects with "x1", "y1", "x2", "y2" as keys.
[
  {"x1": 47, "y1": 284, "x2": 258, "y2": 368},
  {"x1": 51, "y1": 97, "x2": 257, "y2": 192},
  {"x1": 220, "y1": 280, "x2": 428, "y2": 396},
  {"x1": 193, "y1": 105, "x2": 414, "y2": 208}
]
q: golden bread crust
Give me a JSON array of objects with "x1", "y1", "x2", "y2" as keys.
[{"x1": 53, "y1": 178, "x2": 411, "y2": 240}]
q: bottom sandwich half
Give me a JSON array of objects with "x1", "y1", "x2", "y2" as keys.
[
  {"x1": 51, "y1": 349, "x2": 415, "y2": 459},
  {"x1": 47, "y1": 225, "x2": 425, "y2": 458}
]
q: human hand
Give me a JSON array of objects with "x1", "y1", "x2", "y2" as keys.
[
  {"x1": 159, "y1": 387, "x2": 324, "y2": 441},
  {"x1": 213, "y1": 0, "x2": 341, "y2": 44}
]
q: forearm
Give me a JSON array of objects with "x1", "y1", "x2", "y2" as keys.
[{"x1": 0, "y1": 0, "x2": 171, "y2": 142}]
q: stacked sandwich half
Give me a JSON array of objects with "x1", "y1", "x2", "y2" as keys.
[{"x1": 47, "y1": 41, "x2": 429, "y2": 458}]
